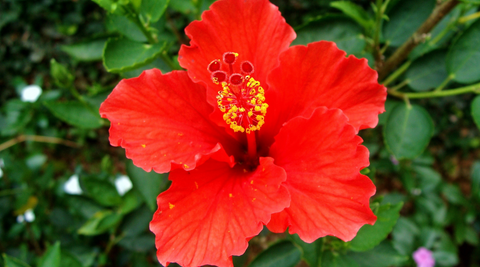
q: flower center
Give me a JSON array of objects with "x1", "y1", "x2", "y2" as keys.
[{"x1": 207, "y1": 52, "x2": 268, "y2": 134}]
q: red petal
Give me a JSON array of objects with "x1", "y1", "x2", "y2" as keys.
[
  {"x1": 260, "y1": 41, "x2": 386, "y2": 147},
  {"x1": 99, "y1": 69, "x2": 238, "y2": 173},
  {"x1": 267, "y1": 107, "x2": 376, "y2": 242},
  {"x1": 178, "y1": 0, "x2": 295, "y2": 104},
  {"x1": 150, "y1": 158, "x2": 290, "y2": 267}
]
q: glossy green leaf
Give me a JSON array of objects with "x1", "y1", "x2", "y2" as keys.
[
  {"x1": 248, "y1": 240, "x2": 301, "y2": 267},
  {"x1": 118, "y1": 190, "x2": 143, "y2": 215},
  {"x1": 78, "y1": 210, "x2": 123, "y2": 236},
  {"x1": 383, "y1": 0, "x2": 435, "y2": 46},
  {"x1": 289, "y1": 234, "x2": 322, "y2": 267},
  {"x1": 349, "y1": 202, "x2": 403, "y2": 252},
  {"x1": 81, "y1": 177, "x2": 122, "y2": 206},
  {"x1": 413, "y1": 165, "x2": 441, "y2": 193},
  {"x1": 38, "y1": 241, "x2": 61, "y2": 267},
  {"x1": 107, "y1": 15, "x2": 147, "y2": 42},
  {"x1": 292, "y1": 16, "x2": 366, "y2": 55},
  {"x1": 2, "y1": 254, "x2": 31, "y2": 267},
  {"x1": 50, "y1": 59, "x2": 74, "y2": 88},
  {"x1": 378, "y1": 100, "x2": 401, "y2": 125},
  {"x1": 384, "y1": 103, "x2": 434, "y2": 159},
  {"x1": 447, "y1": 19, "x2": 480, "y2": 83},
  {"x1": 330, "y1": 1, "x2": 374, "y2": 30},
  {"x1": 442, "y1": 183, "x2": 467, "y2": 205},
  {"x1": 61, "y1": 39, "x2": 107, "y2": 61},
  {"x1": 348, "y1": 241, "x2": 408, "y2": 267},
  {"x1": 103, "y1": 38, "x2": 167, "y2": 73},
  {"x1": 91, "y1": 0, "x2": 122, "y2": 13},
  {"x1": 44, "y1": 101, "x2": 103, "y2": 129},
  {"x1": 405, "y1": 50, "x2": 449, "y2": 91},
  {"x1": 140, "y1": 0, "x2": 169, "y2": 23},
  {"x1": 472, "y1": 95, "x2": 480, "y2": 130},
  {"x1": 126, "y1": 160, "x2": 169, "y2": 211}
]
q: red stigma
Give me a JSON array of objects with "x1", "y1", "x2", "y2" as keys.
[
  {"x1": 241, "y1": 61, "x2": 254, "y2": 74},
  {"x1": 223, "y1": 52, "x2": 237, "y2": 64},
  {"x1": 208, "y1": 60, "x2": 221, "y2": 72},
  {"x1": 212, "y1": 71, "x2": 228, "y2": 84},
  {"x1": 229, "y1": 73, "x2": 243, "y2": 85}
]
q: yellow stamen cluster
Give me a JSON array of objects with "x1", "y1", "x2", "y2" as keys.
[{"x1": 216, "y1": 76, "x2": 268, "y2": 133}]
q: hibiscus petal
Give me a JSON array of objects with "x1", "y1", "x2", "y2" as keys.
[
  {"x1": 178, "y1": 0, "x2": 296, "y2": 104},
  {"x1": 267, "y1": 107, "x2": 376, "y2": 242},
  {"x1": 99, "y1": 69, "x2": 238, "y2": 173},
  {"x1": 261, "y1": 41, "x2": 386, "y2": 147},
  {"x1": 150, "y1": 158, "x2": 290, "y2": 267}
]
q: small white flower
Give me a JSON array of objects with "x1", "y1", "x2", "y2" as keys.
[
  {"x1": 64, "y1": 174, "x2": 82, "y2": 195},
  {"x1": 20, "y1": 85, "x2": 42, "y2": 102},
  {"x1": 17, "y1": 215, "x2": 25, "y2": 223},
  {"x1": 16, "y1": 209, "x2": 35, "y2": 223},
  {"x1": 115, "y1": 175, "x2": 133, "y2": 196},
  {"x1": 24, "y1": 209, "x2": 35, "y2": 222}
]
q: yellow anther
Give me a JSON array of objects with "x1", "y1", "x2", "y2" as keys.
[
  {"x1": 248, "y1": 111, "x2": 253, "y2": 117},
  {"x1": 254, "y1": 106, "x2": 261, "y2": 112}
]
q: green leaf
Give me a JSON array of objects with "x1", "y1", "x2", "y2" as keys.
[
  {"x1": 471, "y1": 161, "x2": 480, "y2": 198},
  {"x1": 60, "y1": 252, "x2": 83, "y2": 267},
  {"x1": 413, "y1": 165, "x2": 441, "y2": 193},
  {"x1": 292, "y1": 16, "x2": 366, "y2": 55},
  {"x1": 2, "y1": 254, "x2": 31, "y2": 267},
  {"x1": 61, "y1": 39, "x2": 107, "y2": 61},
  {"x1": 91, "y1": 0, "x2": 121, "y2": 13},
  {"x1": 140, "y1": 0, "x2": 169, "y2": 23},
  {"x1": 384, "y1": 103, "x2": 434, "y2": 159},
  {"x1": 378, "y1": 100, "x2": 401, "y2": 125},
  {"x1": 441, "y1": 183, "x2": 467, "y2": 205},
  {"x1": 248, "y1": 240, "x2": 301, "y2": 267},
  {"x1": 103, "y1": 38, "x2": 167, "y2": 73},
  {"x1": 471, "y1": 96, "x2": 480, "y2": 130},
  {"x1": 38, "y1": 241, "x2": 61, "y2": 267},
  {"x1": 107, "y1": 15, "x2": 147, "y2": 42},
  {"x1": 289, "y1": 234, "x2": 322, "y2": 267},
  {"x1": 81, "y1": 177, "x2": 122, "y2": 207},
  {"x1": 347, "y1": 241, "x2": 408, "y2": 267},
  {"x1": 118, "y1": 190, "x2": 143, "y2": 215},
  {"x1": 349, "y1": 202, "x2": 403, "y2": 251},
  {"x1": 322, "y1": 251, "x2": 359, "y2": 267},
  {"x1": 44, "y1": 101, "x2": 103, "y2": 129},
  {"x1": 446, "y1": 19, "x2": 480, "y2": 84},
  {"x1": 383, "y1": 0, "x2": 435, "y2": 46},
  {"x1": 330, "y1": 1, "x2": 374, "y2": 30},
  {"x1": 78, "y1": 210, "x2": 123, "y2": 236},
  {"x1": 126, "y1": 160, "x2": 169, "y2": 211},
  {"x1": 405, "y1": 50, "x2": 449, "y2": 91},
  {"x1": 50, "y1": 59, "x2": 74, "y2": 88},
  {"x1": 392, "y1": 217, "x2": 419, "y2": 255}
]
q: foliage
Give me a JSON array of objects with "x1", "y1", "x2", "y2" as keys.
[{"x1": 1, "y1": 0, "x2": 480, "y2": 266}]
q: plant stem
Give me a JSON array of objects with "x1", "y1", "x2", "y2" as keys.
[
  {"x1": 458, "y1": 11, "x2": 480, "y2": 24},
  {"x1": 0, "y1": 135, "x2": 79, "y2": 152},
  {"x1": 373, "y1": 0, "x2": 384, "y2": 69},
  {"x1": 382, "y1": 60, "x2": 411, "y2": 86},
  {"x1": 389, "y1": 79, "x2": 410, "y2": 92},
  {"x1": 125, "y1": 4, "x2": 157, "y2": 44},
  {"x1": 388, "y1": 81, "x2": 480, "y2": 99},
  {"x1": 434, "y1": 74, "x2": 454, "y2": 92},
  {"x1": 378, "y1": 0, "x2": 460, "y2": 80}
]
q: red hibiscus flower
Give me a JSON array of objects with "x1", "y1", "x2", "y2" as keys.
[{"x1": 99, "y1": 0, "x2": 386, "y2": 266}]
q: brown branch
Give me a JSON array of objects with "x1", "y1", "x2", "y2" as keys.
[
  {"x1": 378, "y1": 0, "x2": 460, "y2": 81},
  {"x1": 0, "y1": 135, "x2": 79, "y2": 151}
]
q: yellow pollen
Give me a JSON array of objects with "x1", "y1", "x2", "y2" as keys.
[
  {"x1": 141, "y1": 144, "x2": 146, "y2": 148},
  {"x1": 195, "y1": 182, "x2": 198, "y2": 189},
  {"x1": 169, "y1": 203, "x2": 175, "y2": 209},
  {"x1": 215, "y1": 75, "x2": 267, "y2": 133},
  {"x1": 184, "y1": 164, "x2": 189, "y2": 169},
  {"x1": 229, "y1": 193, "x2": 233, "y2": 198}
]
